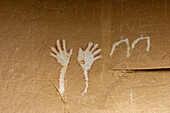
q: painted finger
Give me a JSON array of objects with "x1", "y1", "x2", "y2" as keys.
[
  {"x1": 50, "y1": 52, "x2": 58, "y2": 59},
  {"x1": 51, "y1": 46, "x2": 59, "y2": 55},
  {"x1": 94, "y1": 55, "x2": 102, "y2": 61},
  {"x1": 85, "y1": 42, "x2": 93, "y2": 52},
  {"x1": 57, "y1": 39, "x2": 62, "y2": 52},
  {"x1": 79, "y1": 48, "x2": 83, "y2": 54},
  {"x1": 78, "y1": 48, "x2": 83, "y2": 61},
  {"x1": 62, "y1": 40, "x2": 66, "y2": 51},
  {"x1": 91, "y1": 44, "x2": 98, "y2": 52},
  {"x1": 69, "y1": 49, "x2": 73, "y2": 56},
  {"x1": 93, "y1": 49, "x2": 101, "y2": 56}
]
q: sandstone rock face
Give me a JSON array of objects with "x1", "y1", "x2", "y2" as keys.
[{"x1": 0, "y1": 0, "x2": 170, "y2": 113}]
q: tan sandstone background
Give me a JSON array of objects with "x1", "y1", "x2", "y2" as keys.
[{"x1": 0, "y1": 0, "x2": 170, "y2": 113}]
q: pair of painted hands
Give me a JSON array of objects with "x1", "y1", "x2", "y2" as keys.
[
  {"x1": 50, "y1": 40, "x2": 102, "y2": 71},
  {"x1": 50, "y1": 40, "x2": 102, "y2": 96}
]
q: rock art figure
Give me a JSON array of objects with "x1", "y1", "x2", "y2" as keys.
[
  {"x1": 131, "y1": 36, "x2": 150, "y2": 52},
  {"x1": 110, "y1": 38, "x2": 130, "y2": 58},
  {"x1": 50, "y1": 40, "x2": 73, "y2": 96},
  {"x1": 77, "y1": 42, "x2": 102, "y2": 95},
  {"x1": 110, "y1": 36, "x2": 150, "y2": 58}
]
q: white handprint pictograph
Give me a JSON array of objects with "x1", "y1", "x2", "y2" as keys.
[
  {"x1": 78, "y1": 42, "x2": 102, "y2": 95},
  {"x1": 50, "y1": 40, "x2": 73, "y2": 96}
]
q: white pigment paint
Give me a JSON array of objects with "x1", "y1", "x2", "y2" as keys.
[
  {"x1": 50, "y1": 39, "x2": 73, "y2": 96},
  {"x1": 110, "y1": 38, "x2": 130, "y2": 58},
  {"x1": 58, "y1": 66, "x2": 67, "y2": 96},
  {"x1": 81, "y1": 71, "x2": 88, "y2": 95},
  {"x1": 131, "y1": 36, "x2": 150, "y2": 51},
  {"x1": 110, "y1": 36, "x2": 151, "y2": 58},
  {"x1": 78, "y1": 42, "x2": 102, "y2": 95}
]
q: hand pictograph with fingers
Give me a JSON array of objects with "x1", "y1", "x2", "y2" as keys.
[
  {"x1": 77, "y1": 42, "x2": 102, "y2": 95},
  {"x1": 50, "y1": 40, "x2": 73, "y2": 67},
  {"x1": 50, "y1": 40, "x2": 73, "y2": 96}
]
